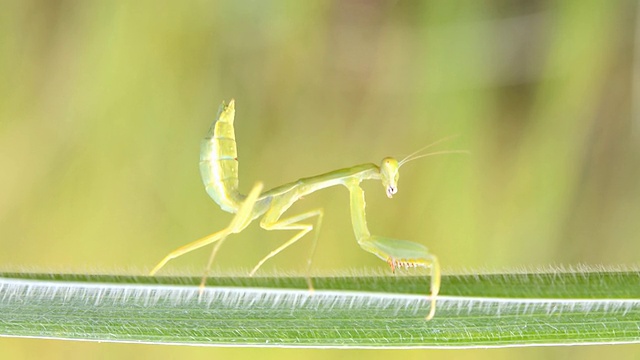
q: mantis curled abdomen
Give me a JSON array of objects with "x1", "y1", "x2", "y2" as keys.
[{"x1": 200, "y1": 101, "x2": 245, "y2": 214}]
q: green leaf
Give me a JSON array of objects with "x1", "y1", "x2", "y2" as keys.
[{"x1": 1, "y1": 271, "x2": 639, "y2": 347}]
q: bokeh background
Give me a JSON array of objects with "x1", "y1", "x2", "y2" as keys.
[{"x1": 1, "y1": 0, "x2": 639, "y2": 359}]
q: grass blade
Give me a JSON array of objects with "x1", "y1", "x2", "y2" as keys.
[{"x1": 0, "y1": 271, "x2": 639, "y2": 348}]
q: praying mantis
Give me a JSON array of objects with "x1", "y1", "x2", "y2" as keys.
[{"x1": 150, "y1": 99, "x2": 463, "y2": 320}]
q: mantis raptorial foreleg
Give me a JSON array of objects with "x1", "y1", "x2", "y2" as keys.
[
  {"x1": 345, "y1": 179, "x2": 440, "y2": 320},
  {"x1": 149, "y1": 181, "x2": 264, "y2": 280}
]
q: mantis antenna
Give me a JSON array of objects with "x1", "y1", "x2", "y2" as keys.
[{"x1": 399, "y1": 136, "x2": 469, "y2": 167}]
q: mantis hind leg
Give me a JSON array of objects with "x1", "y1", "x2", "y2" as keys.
[
  {"x1": 252, "y1": 208, "x2": 324, "y2": 289},
  {"x1": 149, "y1": 182, "x2": 264, "y2": 285},
  {"x1": 346, "y1": 180, "x2": 440, "y2": 320}
]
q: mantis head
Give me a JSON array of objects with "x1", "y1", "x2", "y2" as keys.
[
  {"x1": 380, "y1": 157, "x2": 400, "y2": 198},
  {"x1": 380, "y1": 136, "x2": 468, "y2": 199}
]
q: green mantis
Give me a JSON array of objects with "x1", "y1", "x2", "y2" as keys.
[{"x1": 150, "y1": 100, "x2": 463, "y2": 320}]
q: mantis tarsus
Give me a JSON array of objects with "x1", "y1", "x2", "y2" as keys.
[{"x1": 150, "y1": 100, "x2": 464, "y2": 320}]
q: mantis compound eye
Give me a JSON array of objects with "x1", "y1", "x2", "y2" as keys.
[{"x1": 386, "y1": 185, "x2": 397, "y2": 198}]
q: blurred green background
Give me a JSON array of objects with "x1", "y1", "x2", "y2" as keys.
[{"x1": 1, "y1": 0, "x2": 639, "y2": 358}]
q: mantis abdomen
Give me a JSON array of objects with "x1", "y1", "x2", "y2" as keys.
[{"x1": 199, "y1": 101, "x2": 245, "y2": 214}]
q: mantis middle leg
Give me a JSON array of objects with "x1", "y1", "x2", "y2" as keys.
[
  {"x1": 345, "y1": 179, "x2": 440, "y2": 320},
  {"x1": 250, "y1": 198, "x2": 324, "y2": 289}
]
